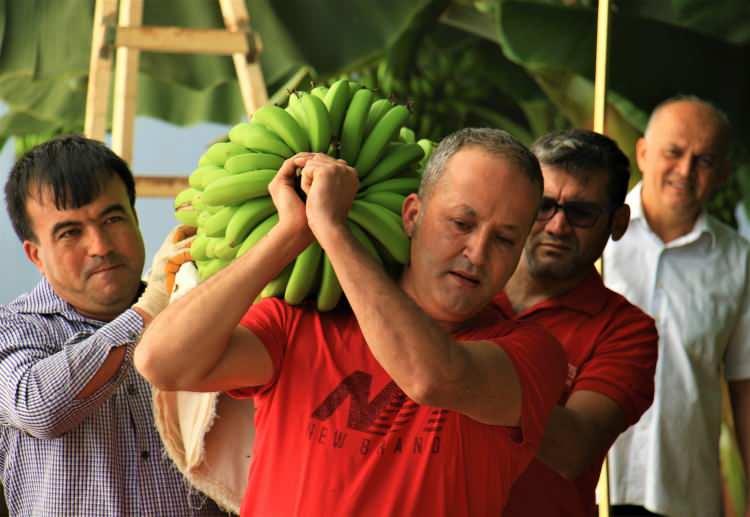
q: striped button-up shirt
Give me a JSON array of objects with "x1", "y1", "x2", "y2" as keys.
[{"x1": 0, "y1": 278, "x2": 227, "y2": 516}]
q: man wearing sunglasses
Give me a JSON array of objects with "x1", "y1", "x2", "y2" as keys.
[
  {"x1": 603, "y1": 96, "x2": 750, "y2": 517},
  {"x1": 497, "y1": 129, "x2": 658, "y2": 517}
]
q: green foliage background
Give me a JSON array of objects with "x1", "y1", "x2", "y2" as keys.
[{"x1": 0, "y1": 0, "x2": 747, "y2": 224}]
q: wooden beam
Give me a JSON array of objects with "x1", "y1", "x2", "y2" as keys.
[
  {"x1": 84, "y1": 0, "x2": 118, "y2": 141},
  {"x1": 219, "y1": 0, "x2": 268, "y2": 117},
  {"x1": 116, "y1": 26, "x2": 249, "y2": 55},
  {"x1": 134, "y1": 175, "x2": 189, "y2": 198},
  {"x1": 111, "y1": 0, "x2": 143, "y2": 165}
]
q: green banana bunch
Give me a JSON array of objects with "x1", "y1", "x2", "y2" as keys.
[{"x1": 172, "y1": 81, "x2": 438, "y2": 311}]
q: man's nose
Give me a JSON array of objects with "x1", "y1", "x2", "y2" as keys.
[
  {"x1": 544, "y1": 208, "x2": 573, "y2": 236},
  {"x1": 674, "y1": 153, "x2": 696, "y2": 178},
  {"x1": 464, "y1": 231, "x2": 490, "y2": 267},
  {"x1": 86, "y1": 227, "x2": 114, "y2": 256}
]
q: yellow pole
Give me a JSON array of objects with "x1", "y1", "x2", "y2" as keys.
[{"x1": 594, "y1": 1, "x2": 612, "y2": 517}]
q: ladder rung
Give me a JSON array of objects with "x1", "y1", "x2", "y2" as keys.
[
  {"x1": 116, "y1": 26, "x2": 253, "y2": 56},
  {"x1": 134, "y1": 175, "x2": 189, "y2": 197}
]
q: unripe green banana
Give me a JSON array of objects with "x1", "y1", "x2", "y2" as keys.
[
  {"x1": 224, "y1": 152, "x2": 285, "y2": 174},
  {"x1": 347, "y1": 200, "x2": 410, "y2": 264},
  {"x1": 197, "y1": 258, "x2": 231, "y2": 281},
  {"x1": 260, "y1": 263, "x2": 294, "y2": 299},
  {"x1": 310, "y1": 85, "x2": 328, "y2": 100},
  {"x1": 228, "y1": 123, "x2": 294, "y2": 158},
  {"x1": 199, "y1": 167, "x2": 232, "y2": 189},
  {"x1": 204, "y1": 236, "x2": 224, "y2": 259},
  {"x1": 284, "y1": 241, "x2": 323, "y2": 305},
  {"x1": 237, "y1": 213, "x2": 279, "y2": 257},
  {"x1": 354, "y1": 105, "x2": 411, "y2": 177},
  {"x1": 201, "y1": 141, "x2": 247, "y2": 167},
  {"x1": 316, "y1": 254, "x2": 342, "y2": 312},
  {"x1": 190, "y1": 234, "x2": 210, "y2": 261},
  {"x1": 360, "y1": 177, "x2": 420, "y2": 197},
  {"x1": 189, "y1": 165, "x2": 223, "y2": 189},
  {"x1": 252, "y1": 104, "x2": 309, "y2": 154},
  {"x1": 323, "y1": 79, "x2": 352, "y2": 138},
  {"x1": 201, "y1": 205, "x2": 238, "y2": 237},
  {"x1": 359, "y1": 143, "x2": 424, "y2": 187},
  {"x1": 225, "y1": 197, "x2": 276, "y2": 247},
  {"x1": 174, "y1": 208, "x2": 199, "y2": 227},
  {"x1": 300, "y1": 93, "x2": 332, "y2": 153},
  {"x1": 364, "y1": 98, "x2": 393, "y2": 136},
  {"x1": 213, "y1": 238, "x2": 240, "y2": 260},
  {"x1": 399, "y1": 127, "x2": 416, "y2": 145},
  {"x1": 286, "y1": 92, "x2": 308, "y2": 131},
  {"x1": 191, "y1": 192, "x2": 208, "y2": 212},
  {"x1": 197, "y1": 210, "x2": 213, "y2": 229},
  {"x1": 347, "y1": 220, "x2": 383, "y2": 265},
  {"x1": 339, "y1": 88, "x2": 374, "y2": 165},
  {"x1": 174, "y1": 187, "x2": 201, "y2": 210},
  {"x1": 201, "y1": 169, "x2": 277, "y2": 206},
  {"x1": 361, "y1": 191, "x2": 407, "y2": 215}
]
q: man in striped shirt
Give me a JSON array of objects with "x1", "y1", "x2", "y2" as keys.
[{"x1": 0, "y1": 135, "x2": 226, "y2": 516}]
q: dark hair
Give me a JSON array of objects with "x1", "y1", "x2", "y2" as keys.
[
  {"x1": 531, "y1": 129, "x2": 630, "y2": 207},
  {"x1": 419, "y1": 127, "x2": 543, "y2": 201},
  {"x1": 4, "y1": 134, "x2": 136, "y2": 242}
]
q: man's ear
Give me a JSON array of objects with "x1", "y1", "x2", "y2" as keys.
[
  {"x1": 635, "y1": 137, "x2": 648, "y2": 174},
  {"x1": 402, "y1": 193, "x2": 421, "y2": 238},
  {"x1": 610, "y1": 204, "x2": 630, "y2": 241},
  {"x1": 23, "y1": 239, "x2": 45, "y2": 273}
]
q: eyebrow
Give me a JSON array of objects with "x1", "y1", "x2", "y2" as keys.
[
  {"x1": 50, "y1": 203, "x2": 128, "y2": 238},
  {"x1": 454, "y1": 204, "x2": 520, "y2": 232}
]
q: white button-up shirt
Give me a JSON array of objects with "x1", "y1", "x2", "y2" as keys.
[{"x1": 603, "y1": 182, "x2": 750, "y2": 517}]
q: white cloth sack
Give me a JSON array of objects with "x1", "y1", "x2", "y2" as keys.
[{"x1": 151, "y1": 262, "x2": 255, "y2": 514}]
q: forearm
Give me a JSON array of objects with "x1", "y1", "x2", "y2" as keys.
[
  {"x1": 536, "y1": 406, "x2": 598, "y2": 479},
  {"x1": 0, "y1": 314, "x2": 138, "y2": 438},
  {"x1": 536, "y1": 392, "x2": 625, "y2": 479},
  {"x1": 320, "y1": 224, "x2": 467, "y2": 404},
  {"x1": 135, "y1": 223, "x2": 307, "y2": 387}
]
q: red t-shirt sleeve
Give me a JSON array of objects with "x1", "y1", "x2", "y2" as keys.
[
  {"x1": 226, "y1": 297, "x2": 291, "y2": 399},
  {"x1": 495, "y1": 322, "x2": 567, "y2": 450},
  {"x1": 572, "y1": 299, "x2": 658, "y2": 426}
]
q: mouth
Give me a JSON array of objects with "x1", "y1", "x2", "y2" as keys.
[
  {"x1": 89, "y1": 264, "x2": 123, "y2": 277},
  {"x1": 665, "y1": 179, "x2": 693, "y2": 193},
  {"x1": 537, "y1": 241, "x2": 570, "y2": 253},
  {"x1": 448, "y1": 271, "x2": 480, "y2": 287}
]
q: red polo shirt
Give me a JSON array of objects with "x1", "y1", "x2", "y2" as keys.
[{"x1": 496, "y1": 268, "x2": 657, "y2": 517}]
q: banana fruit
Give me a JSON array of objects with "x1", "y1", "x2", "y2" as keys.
[{"x1": 174, "y1": 82, "x2": 430, "y2": 309}]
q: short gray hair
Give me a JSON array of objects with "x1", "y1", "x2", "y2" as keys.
[{"x1": 418, "y1": 127, "x2": 543, "y2": 200}]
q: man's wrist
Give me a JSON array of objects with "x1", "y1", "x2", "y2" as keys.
[
  {"x1": 131, "y1": 306, "x2": 154, "y2": 326},
  {"x1": 311, "y1": 218, "x2": 349, "y2": 251}
]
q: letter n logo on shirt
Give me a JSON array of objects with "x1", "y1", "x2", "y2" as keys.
[{"x1": 311, "y1": 370, "x2": 405, "y2": 432}]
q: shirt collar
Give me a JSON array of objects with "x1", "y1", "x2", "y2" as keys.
[
  {"x1": 626, "y1": 181, "x2": 717, "y2": 249},
  {"x1": 497, "y1": 267, "x2": 608, "y2": 319}
]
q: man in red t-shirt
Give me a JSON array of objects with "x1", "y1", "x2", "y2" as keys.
[
  {"x1": 135, "y1": 128, "x2": 567, "y2": 516},
  {"x1": 498, "y1": 129, "x2": 658, "y2": 517}
]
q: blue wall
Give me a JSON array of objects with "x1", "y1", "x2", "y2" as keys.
[{"x1": 1, "y1": 117, "x2": 230, "y2": 303}]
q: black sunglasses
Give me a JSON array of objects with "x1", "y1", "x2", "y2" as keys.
[{"x1": 537, "y1": 197, "x2": 610, "y2": 228}]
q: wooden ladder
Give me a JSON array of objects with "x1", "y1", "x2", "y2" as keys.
[{"x1": 84, "y1": 0, "x2": 268, "y2": 197}]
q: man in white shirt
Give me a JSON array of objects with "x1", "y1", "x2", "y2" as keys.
[{"x1": 603, "y1": 95, "x2": 750, "y2": 517}]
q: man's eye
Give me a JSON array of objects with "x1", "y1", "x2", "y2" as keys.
[
  {"x1": 495, "y1": 234, "x2": 514, "y2": 246},
  {"x1": 452, "y1": 219, "x2": 470, "y2": 231},
  {"x1": 104, "y1": 215, "x2": 125, "y2": 224},
  {"x1": 58, "y1": 229, "x2": 80, "y2": 240},
  {"x1": 696, "y1": 156, "x2": 715, "y2": 169}
]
